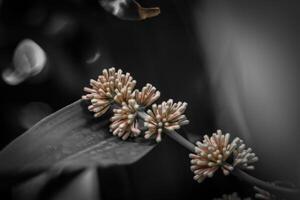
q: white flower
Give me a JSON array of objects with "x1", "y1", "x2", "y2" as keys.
[
  {"x1": 233, "y1": 138, "x2": 258, "y2": 170},
  {"x1": 189, "y1": 130, "x2": 235, "y2": 183},
  {"x1": 144, "y1": 99, "x2": 189, "y2": 142},
  {"x1": 109, "y1": 99, "x2": 141, "y2": 140},
  {"x1": 189, "y1": 130, "x2": 258, "y2": 183},
  {"x1": 134, "y1": 83, "x2": 160, "y2": 107},
  {"x1": 113, "y1": 72, "x2": 136, "y2": 104},
  {"x1": 82, "y1": 67, "x2": 136, "y2": 117}
]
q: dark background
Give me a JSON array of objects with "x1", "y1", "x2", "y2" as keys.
[{"x1": 0, "y1": 0, "x2": 299, "y2": 199}]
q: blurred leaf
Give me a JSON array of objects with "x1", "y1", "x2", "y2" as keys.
[
  {"x1": 99, "y1": 0, "x2": 160, "y2": 20},
  {"x1": 13, "y1": 168, "x2": 100, "y2": 200},
  {"x1": 50, "y1": 168, "x2": 100, "y2": 200},
  {"x1": 2, "y1": 39, "x2": 47, "y2": 85},
  {"x1": 0, "y1": 100, "x2": 156, "y2": 184},
  {"x1": 19, "y1": 102, "x2": 53, "y2": 129}
]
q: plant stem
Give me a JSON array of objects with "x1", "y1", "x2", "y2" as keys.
[
  {"x1": 137, "y1": 110, "x2": 148, "y2": 121},
  {"x1": 163, "y1": 129, "x2": 195, "y2": 152},
  {"x1": 171, "y1": 129, "x2": 300, "y2": 197},
  {"x1": 137, "y1": 110, "x2": 195, "y2": 152},
  {"x1": 136, "y1": 108, "x2": 299, "y2": 197},
  {"x1": 232, "y1": 168, "x2": 299, "y2": 198}
]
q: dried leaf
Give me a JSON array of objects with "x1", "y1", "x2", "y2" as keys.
[
  {"x1": 99, "y1": 0, "x2": 160, "y2": 21},
  {"x1": 0, "y1": 100, "x2": 156, "y2": 184}
]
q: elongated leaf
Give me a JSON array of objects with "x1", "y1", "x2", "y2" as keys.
[{"x1": 0, "y1": 100, "x2": 156, "y2": 184}]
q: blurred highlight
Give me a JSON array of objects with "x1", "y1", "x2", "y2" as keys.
[
  {"x1": 99, "y1": 0, "x2": 160, "y2": 20},
  {"x1": 2, "y1": 39, "x2": 47, "y2": 85}
]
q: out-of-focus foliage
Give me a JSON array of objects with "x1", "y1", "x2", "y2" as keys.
[
  {"x1": 2, "y1": 39, "x2": 46, "y2": 85},
  {"x1": 99, "y1": 0, "x2": 160, "y2": 20}
]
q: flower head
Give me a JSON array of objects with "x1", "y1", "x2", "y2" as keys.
[
  {"x1": 82, "y1": 67, "x2": 136, "y2": 117},
  {"x1": 189, "y1": 130, "x2": 235, "y2": 183},
  {"x1": 134, "y1": 83, "x2": 160, "y2": 107},
  {"x1": 189, "y1": 130, "x2": 258, "y2": 183},
  {"x1": 113, "y1": 72, "x2": 136, "y2": 104},
  {"x1": 144, "y1": 99, "x2": 189, "y2": 142},
  {"x1": 109, "y1": 99, "x2": 141, "y2": 140},
  {"x1": 233, "y1": 138, "x2": 258, "y2": 170}
]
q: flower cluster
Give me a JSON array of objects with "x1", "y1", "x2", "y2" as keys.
[
  {"x1": 134, "y1": 83, "x2": 160, "y2": 107},
  {"x1": 82, "y1": 68, "x2": 136, "y2": 117},
  {"x1": 81, "y1": 68, "x2": 266, "y2": 189},
  {"x1": 190, "y1": 130, "x2": 258, "y2": 183},
  {"x1": 233, "y1": 138, "x2": 258, "y2": 170},
  {"x1": 110, "y1": 99, "x2": 141, "y2": 140},
  {"x1": 144, "y1": 99, "x2": 189, "y2": 142},
  {"x1": 82, "y1": 67, "x2": 189, "y2": 142}
]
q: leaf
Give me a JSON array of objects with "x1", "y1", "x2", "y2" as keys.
[
  {"x1": 13, "y1": 168, "x2": 100, "y2": 200},
  {"x1": 99, "y1": 0, "x2": 160, "y2": 21},
  {"x1": 0, "y1": 100, "x2": 156, "y2": 184}
]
